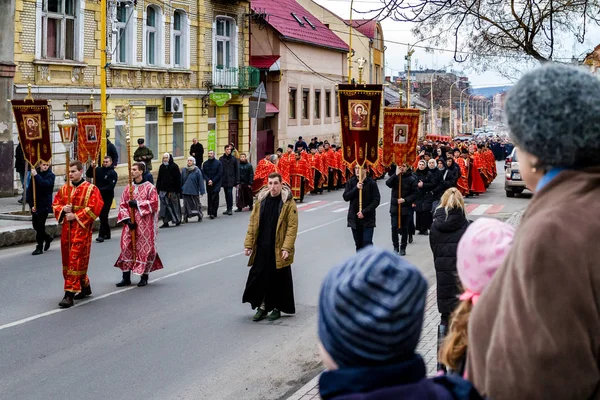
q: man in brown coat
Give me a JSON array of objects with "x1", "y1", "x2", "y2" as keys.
[{"x1": 242, "y1": 172, "x2": 298, "y2": 322}]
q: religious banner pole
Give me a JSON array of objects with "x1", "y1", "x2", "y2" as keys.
[{"x1": 90, "y1": 94, "x2": 96, "y2": 185}]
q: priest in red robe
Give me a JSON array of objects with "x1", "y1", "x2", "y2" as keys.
[
  {"x1": 52, "y1": 160, "x2": 104, "y2": 308},
  {"x1": 456, "y1": 150, "x2": 471, "y2": 197},
  {"x1": 114, "y1": 162, "x2": 164, "y2": 288},
  {"x1": 290, "y1": 152, "x2": 314, "y2": 202},
  {"x1": 309, "y1": 147, "x2": 326, "y2": 194}
]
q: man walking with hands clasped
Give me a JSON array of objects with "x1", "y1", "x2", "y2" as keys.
[{"x1": 243, "y1": 173, "x2": 298, "y2": 322}]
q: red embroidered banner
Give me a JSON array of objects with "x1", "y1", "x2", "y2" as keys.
[
  {"x1": 338, "y1": 84, "x2": 383, "y2": 167},
  {"x1": 76, "y1": 112, "x2": 102, "y2": 163},
  {"x1": 382, "y1": 108, "x2": 420, "y2": 166},
  {"x1": 11, "y1": 99, "x2": 52, "y2": 167}
]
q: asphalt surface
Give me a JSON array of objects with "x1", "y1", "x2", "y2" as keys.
[{"x1": 0, "y1": 162, "x2": 528, "y2": 400}]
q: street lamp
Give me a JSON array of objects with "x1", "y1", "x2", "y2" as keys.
[
  {"x1": 405, "y1": 34, "x2": 441, "y2": 107},
  {"x1": 448, "y1": 79, "x2": 461, "y2": 137},
  {"x1": 459, "y1": 87, "x2": 470, "y2": 135},
  {"x1": 429, "y1": 66, "x2": 448, "y2": 135},
  {"x1": 57, "y1": 103, "x2": 76, "y2": 193}
]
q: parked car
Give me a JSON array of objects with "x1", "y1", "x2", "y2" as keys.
[{"x1": 505, "y1": 147, "x2": 528, "y2": 197}]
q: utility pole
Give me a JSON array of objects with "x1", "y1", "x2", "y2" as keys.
[
  {"x1": 100, "y1": 0, "x2": 107, "y2": 159},
  {"x1": 0, "y1": 0, "x2": 16, "y2": 197},
  {"x1": 405, "y1": 48, "x2": 414, "y2": 106}
]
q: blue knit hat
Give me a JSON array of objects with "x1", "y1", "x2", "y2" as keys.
[{"x1": 318, "y1": 247, "x2": 428, "y2": 368}]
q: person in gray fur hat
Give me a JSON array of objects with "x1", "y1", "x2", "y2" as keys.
[
  {"x1": 317, "y1": 247, "x2": 483, "y2": 400},
  {"x1": 467, "y1": 63, "x2": 600, "y2": 399}
]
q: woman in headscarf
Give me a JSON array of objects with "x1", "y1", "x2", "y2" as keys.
[
  {"x1": 467, "y1": 64, "x2": 600, "y2": 399},
  {"x1": 181, "y1": 156, "x2": 205, "y2": 223}
]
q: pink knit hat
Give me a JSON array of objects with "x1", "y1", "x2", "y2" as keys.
[{"x1": 456, "y1": 218, "x2": 515, "y2": 305}]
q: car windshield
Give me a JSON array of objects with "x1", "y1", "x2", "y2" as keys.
[{"x1": 512, "y1": 150, "x2": 518, "y2": 162}]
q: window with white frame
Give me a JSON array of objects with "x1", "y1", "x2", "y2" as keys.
[
  {"x1": 42, "y1": 0, "x2": 77, "y2": 60},
  {"x1": 172, "y1": 10, "x2": 188, "y2": 68},
  {"x1": 114, "y1": 1, "x2": 134, "y2": 64},
  {"x1": 215, "y1": 17, "x2": 236, "y2": 69},
  {"x1": 146, "y1": 5, "x2": 161, "y2": 66},
  {"x1": 145, "y1": 107, "x2": 159, "y2": 156},
  {"x1": 172, "y1": 111, "x2": 184, "y2": 158}
]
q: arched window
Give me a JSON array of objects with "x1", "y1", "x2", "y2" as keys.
[
  {"x1": 172, "y1": 10, "x2": 189, "y2": 68},
  {"x1": 113, "y1": 1, "x2": 135, "y2": 64},
  {"x1": 146, "y1": 5, "x2": 162, "y2": 65}
]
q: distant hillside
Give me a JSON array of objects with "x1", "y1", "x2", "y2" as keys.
[{"x1": 471, "y1": 86, "x2": 511, "y2": 98}]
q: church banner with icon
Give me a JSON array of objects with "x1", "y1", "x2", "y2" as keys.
[
  {"x1": 382, "y1": 108, "x2": 420, "y2": 166},
  {"x1": 76, "y1": 112, "x2": 102, "y2": 163},
  {"x1": 11, "y1": 99, "x2": 52, "y2": 167},
  {"x1": 338, "y1": 84, "x2": 383, "y2": 167}
]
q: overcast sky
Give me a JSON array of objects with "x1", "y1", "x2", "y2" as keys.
[{"x1": 313, "y1": 0, "x2": 600, "y2": 87}]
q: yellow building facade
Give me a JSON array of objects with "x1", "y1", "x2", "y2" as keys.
[{"x1": 12, "y1": 0, "x2": 256, "y2": 182}]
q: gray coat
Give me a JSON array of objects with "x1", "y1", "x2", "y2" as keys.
[{"x1": 181, "y1": 166, "x2": 206, "y2": 196}]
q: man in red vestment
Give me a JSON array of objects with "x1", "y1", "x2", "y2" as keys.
[
  {"x1": 290, "y1": 152, "x2": 313, "y2": 202},
  {"x1": 456, "y1": 151, "x2": 470, "y2": 197},
  {"x1": 253, "y1": 154, "x2": 291, "y2": 194},
  {"x1": 309, "y1": 147, "x2": 326, "y2": 194},
  {"x1": 115, "y1": 162, "x2": 164, "y2": 287},
  {"x1": 52, "y1": 161, "x2": 104, "y2": 308},
  {"x1": 467, "y1": 148, "x2": 486, "y2": 194},
  {"x1": 278, "y1": 145, "x2": 294, "y2": 184}
]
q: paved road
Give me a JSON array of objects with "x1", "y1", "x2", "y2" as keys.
[{"x1": 0, "y1": 162, "x2": 527, "y2": 400}]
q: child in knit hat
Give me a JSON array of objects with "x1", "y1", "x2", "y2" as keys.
[
  {"x1": 439, "y1": 218, "x2": 515, "y2": 375},
  {"x1": 318, "y1": 247, "x2": 482, "y2": 400}
]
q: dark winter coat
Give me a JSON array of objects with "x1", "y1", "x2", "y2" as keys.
[
  {"x1": 156, "y1": 154, "x2": 182, "y2": 193},
  {"x1": 343, "y1": 176, "x2": 380, "y2": 229},
  {"x1": 429, "y1": 207, "x2": 470, "y2": 316},
  {"x1": 432, "y1": 164, "x2": 459, "y2": 201},
  {"x1": 26, "y1": 169, "x2": 55, "y2": 215},
  {"x1": 86, "y1": 165, "x2": 118, "y2": 197},
  {"x1": 219, "y1": 153, "x2": 239, "y2": 188},
  {"x1": 318, "y1": 355, "x2": 481, "y2": 400},
  {"x1": 202, "y1": 158, "x2": 223, "y2": 193},
  {"x1": 413, "y1": 168, "x2": 435, "y2": 212},
  {"x1": 239, "y1": 161, "x2": 254, "y2": 185},
  {"x1": 181, "y1": 166, "x2": 205, "y2": 196},
  {"x1": 15, "y1": 144, "x2": 26, "y2": 174},
  {"x1": 190, "y1": 142, "x2": 204, "y2": 166},
  {"x1": 106, "y1": 139, "x2": 119, "y2": 166},
  {"x1": 143, "y1": 170, "x2": 154, "y2": 185},
  {"x1": 133, "y1": 145, "x2": 154, "y2": 171},
  {"x1": 386, "y1": 172, "x2": 418, "y2": 216}
]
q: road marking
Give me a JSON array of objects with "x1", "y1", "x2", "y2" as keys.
[
  {"x1": 485, "y1": 204, "x2": 504, "y2": 214},
  {"x1": 377, "y1": 202, "x2": 390, "y2": 208},
  {"x1": 332, "y1": 207, "x2": 347, "y2": 213},
  {"x1": 296, "y1": 200, "x2": 320, "y2": 209},
  {"x1": 0, "y1": 216, "x2": 347, "y2": 331},
  {"x1": 469, "y1": 204, "x2": 492, "y2": 215},
  {"x1": 465, "y1": 204, "x2": 479, "y2": 214},
  {"x1": 297, "y1": 201, "x2": 325, "y2": 211},
  {"x1": 305, "y1": 200, "x2": 342, "y2": 213}
]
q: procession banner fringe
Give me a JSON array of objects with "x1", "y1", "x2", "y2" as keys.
[
  {"x1": 76, "y1": 112, "x2": 103, "y2": 164},
  {"x1": 338, "y1": 84, "x2": 383, "y2": 167},
  {"x1": 11, "y1": 99, "x2": 52, "y2": 167},
  {"x1": 383, "y1": 108, "x2": 420, "y2": 166}
]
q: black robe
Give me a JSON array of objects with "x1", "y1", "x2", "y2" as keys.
[{"x1": 242, "y1": 194, "x2": 295, "y2": 314}]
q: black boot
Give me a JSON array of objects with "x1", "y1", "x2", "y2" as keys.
[
  {"x1": 137, "y1": 274, "x2": 149, "y2": 287},
  {"x1": 393, "y1": 246, "x2": 399, "y2": 254},
  {"x1": 116, "y1": 271, "x2": 131, "y2": 287},
  {"x1": 74, "y1": 284, "x2": 92, "y2": 300},
  {"x1": 58, "y1": 292, "x2": 75, "y2": 308},
  {"x1": 44, "y1": 235, "x2": 53, "y2": 251},
  {"x1": 32, "y1": 245, "x2": 43, "y2": 255},
  {"x1": 437, "y1": 324, "x2": 448, "y2": 373},
  {"x1": 408, "y1": 234, "x2": 414, "y2": 244}
]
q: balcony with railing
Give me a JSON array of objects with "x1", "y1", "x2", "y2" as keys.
[{"x1": 212, "y1": 66, "x2": 259, "y2": 91}]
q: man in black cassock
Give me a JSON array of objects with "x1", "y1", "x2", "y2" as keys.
[{"x1": 243, "y1": 172, "x2": 298, "y2": 322}]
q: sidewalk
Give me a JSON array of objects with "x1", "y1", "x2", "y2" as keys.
[
  {"x1": 287, "y1": 209, "x2": 526, "y2": 400},
  {"x1": 0, "y1": 185, "x2": 234, "y2": 248}
]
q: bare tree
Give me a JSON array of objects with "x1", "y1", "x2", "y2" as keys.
[{"x1": 360, "y1": 0, "x2": 600, "y2": 72}]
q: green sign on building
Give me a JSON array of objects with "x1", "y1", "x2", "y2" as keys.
[
  {"x1": 209, "y1": 92, "x2": 231, "y2": 107},
  {"x1": 207, "y1": 129, "x2": 216, "y2": 152}
]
